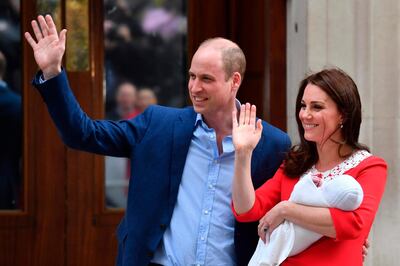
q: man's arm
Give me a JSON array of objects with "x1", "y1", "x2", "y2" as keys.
[{"x1": 25, "y1": 15, "x2": 150, "y2": 157}]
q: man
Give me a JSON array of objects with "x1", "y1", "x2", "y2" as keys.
[
  {"x1": 25, "y1": 15, "x2": 290, "y2": 265},
  {"x1": 137, "y1": 88, "x2": 157, "y2": 113},
  {"x1": 107, "y1": 81, "x2": 140, "y2": 121},
  {"x1": 0, "y1": 50, "x2": 21, "y2": 209}
]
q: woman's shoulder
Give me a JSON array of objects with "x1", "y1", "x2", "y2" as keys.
[
  {"x1": 356, "y1": 150, "x2": 387, "y2": 167},
  {"x1": 347, "y1": 150, "x2": 387, "y2": 174}
]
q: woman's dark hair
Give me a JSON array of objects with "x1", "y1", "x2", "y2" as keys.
[{"x1": 284, "y1": 68, "x2": 369, "y2": 177}]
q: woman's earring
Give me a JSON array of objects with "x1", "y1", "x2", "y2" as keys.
[{"x1": 340, "y1": 123, "x2": 343, "y2": 129}]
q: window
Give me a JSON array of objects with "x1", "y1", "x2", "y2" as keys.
[{"x1": 103, "y1": 0, "x2": 188, "y2": 208}]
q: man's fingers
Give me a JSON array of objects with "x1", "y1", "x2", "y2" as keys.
[
  {"x1": 45, "y1": 14, "x2": 58, "y2": 35},
  {"x1": 31, "y1": 20, "x2": 43, "y2": 41},
  {"x1": 24, "y1": 32, "x2": 37, "y2": 49},
  {"x1": 38, "y1": 15, "x2": 49, "y2": 37},
  {"x1": 59, "y1": 29, "x2": 67, "y2": 46}
]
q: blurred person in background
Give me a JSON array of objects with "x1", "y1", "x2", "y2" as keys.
[
  {"x1": 137, "y1": 87, "x2": 157, "y2": 113},
  {"x1": 0, "y1": 50, "x2": 21, "y2": 209},
  {"x1": 107, "y1": 81, "x2": 140, "y2": 121},
  {"x1": 105, "y1": 81, "x2": 140, "y2": 208}
]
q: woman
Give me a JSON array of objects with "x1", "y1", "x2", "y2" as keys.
[{"x1": 231, "y1": 68, "x2": 387, "y2": 265}]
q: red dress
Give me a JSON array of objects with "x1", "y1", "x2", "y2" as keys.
[{"x1": 233, "y1": 154, "x2": 387, "y2": 266}]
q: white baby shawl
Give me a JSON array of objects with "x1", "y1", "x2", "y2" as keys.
[{"x1": 248, "y1": 150, "x2": 370, "y2": 266}]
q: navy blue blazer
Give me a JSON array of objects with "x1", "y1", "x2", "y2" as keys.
[{"x1": 33, "y1": 70, "x2": 291, "y2": 266}]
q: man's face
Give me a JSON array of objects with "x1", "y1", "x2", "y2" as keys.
[
  {"x1": 137, "y1": 89, "x2": 157, "y2": 111},
  {"x1": 188, "y1": 47, "x2": 236, "y2": 117},
  {"x1": 116, "y1": 83, "x2": 137, "y2": 113}
]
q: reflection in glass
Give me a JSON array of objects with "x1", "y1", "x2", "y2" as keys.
[
  {"x1": 0, "y1": 0, "x2": 21, "y2": 209},
  {"x1": 104, "y1": 0, "x2": 187, "y2": 208},
  {"x1": 37, "y1": 0, "x2": 61, "y2": 27},
  {"x1": 66, "y1": 0, "x2": 89, "y2": 71}
]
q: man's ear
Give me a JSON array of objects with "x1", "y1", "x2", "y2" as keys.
[{"x1": 231, "y1": 72, "x2": 241, "y2": 93}]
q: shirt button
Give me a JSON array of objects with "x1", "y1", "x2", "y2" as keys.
[
  {"x1": 204, "y1": 210, "x2": 209, "y2": 215},
  {"x1": 201, "y1": 236, "x2": 205, "y2": 241},
  {"x1": 208, "y1": 184, "x2": 214, "y2": 189}
]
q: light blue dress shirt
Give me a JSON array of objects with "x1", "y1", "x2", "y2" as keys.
[
  {"x1": 152, "y1": 114, "x2": 237, "y2": 266},
  {"x1": 40, "y1": 73, "x2": 238, "y2": 264}
]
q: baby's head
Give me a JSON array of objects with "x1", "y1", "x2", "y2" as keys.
[{"x1": 322, "y1": 174, "x2": 363, "y2": 211}]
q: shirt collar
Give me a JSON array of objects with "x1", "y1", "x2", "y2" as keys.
[{"x1": 194, "y1": 99, "x2": 242, "y2": 126}]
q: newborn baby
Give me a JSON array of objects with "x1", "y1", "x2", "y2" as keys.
[{"x1": 248, "y1": 173, "x2": 364, "y2": 266}]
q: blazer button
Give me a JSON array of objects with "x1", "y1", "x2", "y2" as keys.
[
  {"x1": 160, "y1": 224, "x2": 166, "y2": 230},
  {"x1": 147, "y1": 251, "x2": 154, "y2": 257}
]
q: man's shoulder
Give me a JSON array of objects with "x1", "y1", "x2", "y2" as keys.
[
  {"x1": 148, "y1": 104, "x2": 194, "y2": 113},
  {"x1": 145, "y1": 105, "x2": 195, "y2": 118},
  {"x1": 260, "y1": 120, "x2": 290, "y2": 140},
  {"x1": 139, "y1": 105, "x2": 197, "y2": 127}
]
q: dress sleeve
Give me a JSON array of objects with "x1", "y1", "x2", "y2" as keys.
[
  {"x1": 329, "y1": 156, "x2": 387, "y2": 240},
  {"x1": 232, "y1": 166, "x2": 285, "y2": 222}
]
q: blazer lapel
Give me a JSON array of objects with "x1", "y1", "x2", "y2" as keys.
[
  {"x1": 168, "y1": 108, "x2": 197, "y2": 210},
  {"x1": 251, "y1": 134, "x2": 264, "y2": 176}
]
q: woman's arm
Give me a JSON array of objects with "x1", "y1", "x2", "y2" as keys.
[
  {"x1": 231, "y1": 103, "x2": 263, "y2": 214},
  {"x1": 329, "y1": 157, "x2": 387, "y2": 240},
  {"x1": 258, "y1": 157, "x2": 387, "y2": 241},
  {"x1": 232, "y1": 148, "x2": 256, "y2": 214},
  {"x1": 258, "y1": 201, "x2": 336, "y2": 239}
]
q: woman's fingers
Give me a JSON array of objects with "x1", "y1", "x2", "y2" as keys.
[
  {"x1": 250, "y1": 105, "x2": 256, "y2": 126},
  {"x1": 245, "y1": 103, "x2": 251, "y2": 125},
  {"x1": 258, "y1": 218, "x2": 268, "y2": 240},
  {"x1": 238, "y1": 103, "x2": 257, "y2": 126},
  {"x1": 232, "y1": 109, "x2": 238, "y2": 128},
  {"x1": 256, "y1": 119, "x2": 263, "y2": 132},
  {"x1": 239, "y1": 104, "x2": 245, "y2": 125}
]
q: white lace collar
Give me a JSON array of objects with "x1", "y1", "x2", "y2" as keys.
[{"x1": 303, "y1": 150, "x2": 371, "y2": 181}]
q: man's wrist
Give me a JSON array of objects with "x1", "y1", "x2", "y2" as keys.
[{"x1": 42, "y1": 66, "x2": 62, "y2": 80}]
